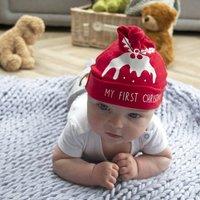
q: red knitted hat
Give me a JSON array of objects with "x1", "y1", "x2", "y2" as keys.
[{"x1": 85, "y1": 25, "x2": 167, "y2": 110}]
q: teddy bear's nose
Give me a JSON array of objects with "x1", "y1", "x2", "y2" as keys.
[{"x1": 144, "y1": 16, "x2": 149, "y2": 22}]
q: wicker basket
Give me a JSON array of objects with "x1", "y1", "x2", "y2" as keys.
[{"x1": 71, "y1": 5, "x2": 141, "y2": 49}]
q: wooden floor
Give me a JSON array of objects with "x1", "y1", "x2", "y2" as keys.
[{"x1": 0, "y1": 27, "x2": 200, "y2": 89}]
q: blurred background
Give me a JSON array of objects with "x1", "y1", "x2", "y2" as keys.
[{"x1": 0, "y1": 0, "x2": 199, "y2": 88}]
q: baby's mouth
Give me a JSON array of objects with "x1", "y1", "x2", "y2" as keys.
[{"x1": 105, "y1": 132, "x2": 122, "y2": 138}]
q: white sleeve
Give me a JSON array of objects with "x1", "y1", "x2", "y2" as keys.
[
  {"x1": 139, "y1": 115, "x2": 168, "y2": 155},
  {"x1": 57, "y1": 117, "x2": 87, "y2": 158}
]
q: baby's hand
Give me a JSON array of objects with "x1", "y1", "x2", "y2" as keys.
[
  {"x1": 113, "y1": 153, "x2": 138, "y2": 181},
  {"x1": 91, "y1": 161, "x2": 119, "y2": 190}
]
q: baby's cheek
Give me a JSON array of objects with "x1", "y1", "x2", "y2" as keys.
[
  {"x1": 90, "y1": 118, "x2": 98, "y2": 127},
  {"x1": 88, "y1": 113, "x2": 99, "y2": 127},
  {"x1": 90, "y1": 115, "x2": 105, "y2": 133},
  {"x1": 123, "y1": 124, "x2": 142, "y2": 140},
  {"x1": 90, "y1": 121, "x2": 102, "y2": 134}
]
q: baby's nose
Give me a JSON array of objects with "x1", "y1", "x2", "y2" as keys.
[{"x1": 108, "y1": 115, "x2": 124, "y2": 129}]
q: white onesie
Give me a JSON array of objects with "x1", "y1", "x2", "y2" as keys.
[{"x1": 58, "y1": 92, "x2": 168, "y2": 163}]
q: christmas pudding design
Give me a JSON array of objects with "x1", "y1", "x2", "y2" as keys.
[{"x1": 102, "y1": 36, "x2": 157, "y2": 83}]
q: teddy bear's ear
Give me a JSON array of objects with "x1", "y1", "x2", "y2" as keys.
[
  {"x1": 169, "y1": 7, "x2": 178, "y2": 22},
  {"x1": 16, "y1": 15, "x2": 45, "y2": 35},
  {"x1": 28, "y1": 20, "x2": 45, "y2": 35},
  {"x1": 28, "y1": 23, "x2": 37, "y2": 34},
  {"x1": 16, "y1": 15, "x2": 29, "y2": 27}
]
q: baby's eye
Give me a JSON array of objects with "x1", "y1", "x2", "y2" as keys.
[
  {"x1": 128, "y1": 113, "x2": 141, "y2": 119},
  {"x1": 97, "y1": 103, "x2": 110, "y2": 111}
]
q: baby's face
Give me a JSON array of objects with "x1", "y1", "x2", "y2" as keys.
[{"x1": 87, "y1": 96, "x2": 154, "y2": 144}]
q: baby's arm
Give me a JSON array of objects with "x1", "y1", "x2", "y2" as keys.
[
  {"x1": 113, "y1": 147, "x2": 172, "y2": 180},
  {"x1": 135, "y1": 147, "x2": 172, "y2": 179},
  {"x1": 52, "y1": 145, "x2": 119, "y2": 189}
]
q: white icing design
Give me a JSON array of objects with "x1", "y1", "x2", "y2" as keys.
[{"x1": 101, "y1": 37, "x2": 157, "y2": 83}]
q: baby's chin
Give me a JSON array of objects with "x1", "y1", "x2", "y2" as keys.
[{"x1": 100, "y1": 132, "x2": 125, "y2": 143}]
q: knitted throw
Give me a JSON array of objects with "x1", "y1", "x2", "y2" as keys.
[{"x1": 0, "y1": 76, "x2": 200, "y2": 199}]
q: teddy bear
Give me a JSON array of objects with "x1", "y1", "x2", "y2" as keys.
[
  {"x1": 141, "y1": 2, "x2": 177, "y2": 66},
  {"x1": 92, "y1": 0, "x2": 130, "y2": 13},
  {"x1": 0, "y1": 15, "x2": 45, "y2": 71}
]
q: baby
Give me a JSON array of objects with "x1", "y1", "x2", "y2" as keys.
[{"x1": 52, "y1": 25, "x2": 172, "y2": 190}]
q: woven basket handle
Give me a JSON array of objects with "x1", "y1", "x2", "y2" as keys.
[
  {"x1": 92, "y1": 22, "x2": 117, "y2": 32},
  {"x1": 83, "y1": 22, "x2": 117, "y2": 35}
]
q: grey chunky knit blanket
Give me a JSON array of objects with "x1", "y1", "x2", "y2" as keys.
[{"x1": 0, "y1": 75, "x2": 200, "y2": 200}]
